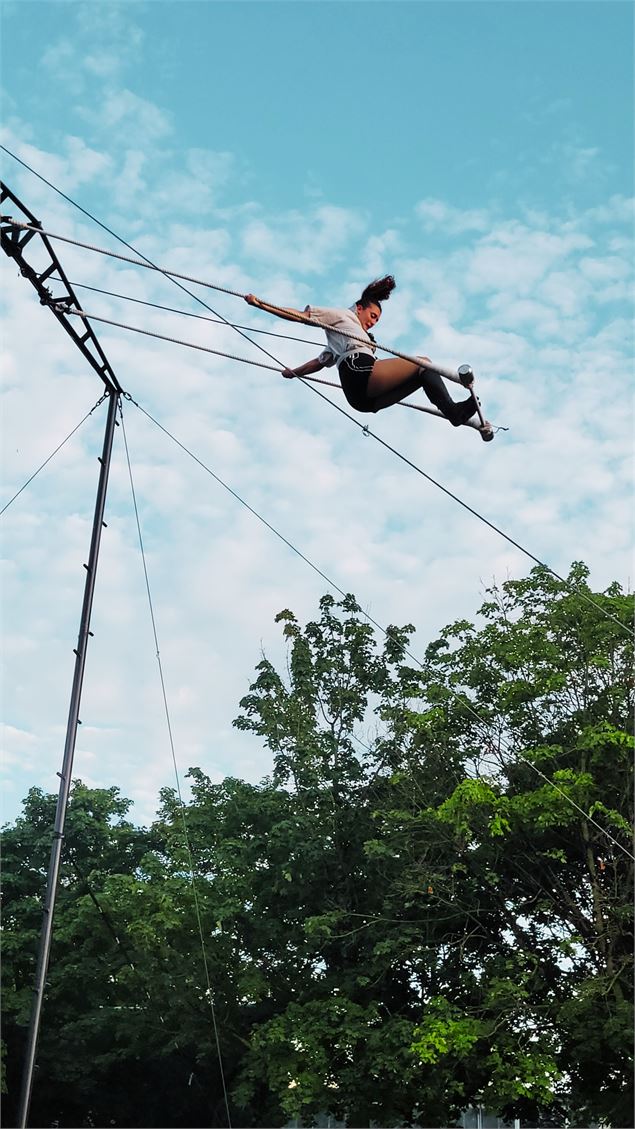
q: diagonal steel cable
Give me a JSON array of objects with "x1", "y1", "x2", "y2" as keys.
[
  {"x1": 127, "y1": 393, "x2": 634, "y2": 863},
  {"x1": 0, "y1": 394, "x2": 107, "y2": 516}
]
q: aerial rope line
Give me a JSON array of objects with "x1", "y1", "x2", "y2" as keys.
[
  {"x1": 1, "y1": 146, "x2": 632, "y2": 643},
  {"x1": 0, "y1": 392, "x2": 108, "y2": 515},
  {"x1": 51, "y1": 275, "x2": 334, "y2": 348},
  {"x1": 123, "y1": 391, "x2": 635, "y2": 865},
  {"x1": 119, "y1": 401, "x2": 232, "y2": 1126},
  {"x1": 1, "y1": 174, "x2": 234, "y2": 1128}
]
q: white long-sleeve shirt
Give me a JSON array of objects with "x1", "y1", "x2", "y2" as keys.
[{"x1": 305, "y1": 305, "x2": 376, "y2": 367}]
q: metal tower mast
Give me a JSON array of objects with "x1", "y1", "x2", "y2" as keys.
[{"x1": 1, "y1": 182, "x2": 123, "y2": 1128}]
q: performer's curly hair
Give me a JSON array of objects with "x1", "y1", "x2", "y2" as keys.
[{"x1": 357, "y1": 275, "x2": 396, "y2": 309}]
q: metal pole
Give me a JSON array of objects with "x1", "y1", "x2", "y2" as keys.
[{"x1": 17, "y1": 389, "x2": 120, "y2": 1129}]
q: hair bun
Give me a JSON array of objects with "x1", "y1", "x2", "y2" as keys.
[{"x1": 360, "y1": 275, "x2": 396, "y2": 306}]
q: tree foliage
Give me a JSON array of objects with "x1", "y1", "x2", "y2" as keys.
[{"x1": 1, "y1": 565, "x2": 632, "y2": 1127}]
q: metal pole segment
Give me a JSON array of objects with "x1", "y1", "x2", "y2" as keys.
[{"x1": 17, "y1": 389, "x2": 120, "y2": 1129}]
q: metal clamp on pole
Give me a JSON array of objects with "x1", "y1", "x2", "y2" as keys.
[{"x1": 457, "y1": 364, "x2": 494, "y2": 442}]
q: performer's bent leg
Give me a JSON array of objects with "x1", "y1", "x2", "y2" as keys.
[
  {"x1": 420, "y1": 369, "x2": 476, "y2": 427},
  {"x1": 365, "y1": 358, "x2": 476, "y2": 424},
  {"x1": 368, "y1": 373, "x2": 423, "y2": 411}
]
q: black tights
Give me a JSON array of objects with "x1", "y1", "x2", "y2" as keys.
[{"x1": 369, "y1": 368, "x2": 476, "y2": 425}]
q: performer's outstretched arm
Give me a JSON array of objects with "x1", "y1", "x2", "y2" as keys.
[{"x1": 244, "y1": 293, "x2": 309, "y2": 324}]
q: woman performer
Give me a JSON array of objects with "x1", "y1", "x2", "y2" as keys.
[{"x1": 245, "y1": 275, "x2": 484, "y2": 428}]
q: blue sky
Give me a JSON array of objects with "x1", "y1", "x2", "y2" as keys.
[
  {"x1": 1, "y1": 1, "x2": 633, "y2": 826},
  {"x1": 4, "y1": 2, "x2": 632, "y2": 215}
]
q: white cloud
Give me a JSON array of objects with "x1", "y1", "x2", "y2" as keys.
[
  {"x1": 0, "y1": 132, "x2": 113, "y2": 196},
  {"x1": 42, "y1": 3, "x2": 144, "y2": 87},
  {"x1": 585, "y1": 195, "x2": 634, "y2": 226},
  {"x1": 65, "y1": 135, "x2": 113, "y2": 183},
  {"x1": 465, "y1": 223, "x2": 594, "y2": 295},
  {"x1": 359, "y1": 229, "x2": 404, "y2": 278},
  {"x1": 241, "y1": 205, "x2": 366, "y2": 274},
  {"x1": 41, "y1": 39, "x2": 76, "y2": 78},
  {"x1": 83, "y1": 88, "x2": 173, "y2": 143},
  {"x1": 416, "y1": 199, "x2": 490, "y2": 234},
  {"x1": 561, "y1": 142, "x2": 601, "y2": 181}
]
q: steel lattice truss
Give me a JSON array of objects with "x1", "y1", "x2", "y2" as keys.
[{"x1": 0, "y1": 181, "x2": 122, "y2": 393}]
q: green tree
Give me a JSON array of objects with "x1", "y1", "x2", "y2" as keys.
[
  {"x1": 231, "y1": 572, "x2": 633, "y2": 1127},
  {"x1": 383, "y1": 564, "x2": 634, "y2": 1127},
  {"x1": 1, "y1": 782, "x2": 233, "y2": 1127},
  {"x1": 2, "y1": 567, "x2": 632, "y2": 1128},
  {"x1": 230, "y1": 597, "x2": 422, "y2": 1123}
]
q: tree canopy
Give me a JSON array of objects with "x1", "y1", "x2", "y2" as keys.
[{"x1": 2, "y1": 563, "x2": 633, "y2": 1127}]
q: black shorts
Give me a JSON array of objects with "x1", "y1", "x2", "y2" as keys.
[{"x1": 338, "y1": 352, "x2": 376, "y2": 413}]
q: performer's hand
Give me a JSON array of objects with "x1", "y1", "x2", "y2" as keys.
[
  {"x1": 245, "y1": 293, "x2": 260, "y2": 307},
  {"x1": 281, "y1": 367, "x2": 297, "y2": 379}
]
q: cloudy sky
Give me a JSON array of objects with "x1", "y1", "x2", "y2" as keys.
[{"x1": 1, "y1": 1, "x2": 633, "y2": 828}]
